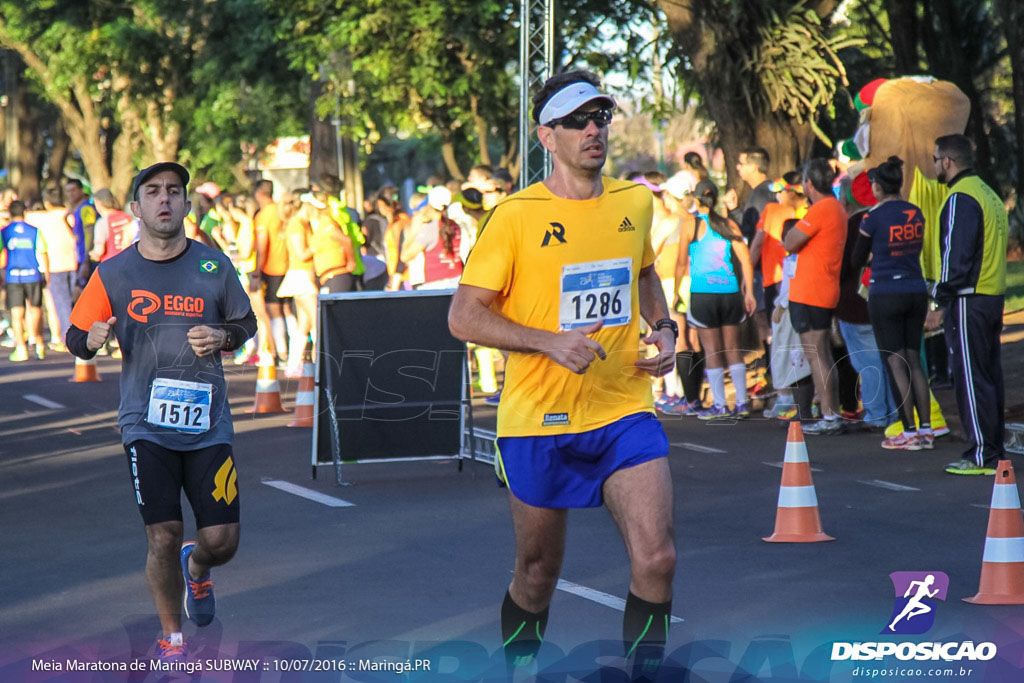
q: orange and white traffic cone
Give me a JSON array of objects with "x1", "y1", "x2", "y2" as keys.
[
  {"x1": 763, "y1": 421, "x2": 835, "y2": 543},
  {"x1": 287, "y1": 359, "x2": 315, "y2": 427},
  {"x1": 247, "y1": 354, "x2": 288, "y2": 414},
  {"x1": 70, "y1": 356, "x2": 101, "y2": 382},
  {"x1": 964, "y1": 460, "x2": 1024, "y2": 604}
]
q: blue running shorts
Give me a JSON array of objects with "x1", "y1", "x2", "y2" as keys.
[{"x1": 495, "y1": 412, "x2": 668, "y2": 508}]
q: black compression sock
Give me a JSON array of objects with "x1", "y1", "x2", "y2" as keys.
[
  {"x1": 501, "y1": 590, "x2": 549, "y2": 669},
  {"x1": 678, "y1": 350, "x2": 705, "y2": 404},
  {"x1": 623, "y1": 592, "x2": 671, "y2": 679}
]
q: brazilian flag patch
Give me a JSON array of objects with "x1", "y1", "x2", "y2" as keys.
[{"x1": 200, "y1": 260, "x2": 219, "y2": 274}]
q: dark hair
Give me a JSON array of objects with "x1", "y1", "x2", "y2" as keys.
[
  {"x1": 8, "y1": 200, "x2": 25, "y2": 217},
  {"x1": 802, "y1": 158, "x2": 836, "y2": 195},
  {"x1": 64, "y1": 178, "x2": 84, "y2": 190},
  {"x1": 643, "y1": 170, "x2": 667, "y2": 194},
  {"x1": 683, "y1": 152, "x2": 709, "y2": 179},
  {"x1": 741, "y1": 147, "x2": 770, "y2": 175},
  {"x1": 439, "y1": 214, "x2": 460, "y2": 260},
  {"x1": 254, "y1": 179, "x2": 274, "y2": 198},
  {"x1": 935, "y1": 134, "x2": 976, "y2": 168},
  {"x1": 375, "y1": 185, "x2": 404, "y2": 217},
  {"x1": 782, "y1": 170, "x2": 802, "y2": 186},
  {"x1": 868, "y1": 155, "x2": 904, "y2": 196},
  {"x1": 531, "y1": 70, "x2": 602, "y2": 124},
  {"x1": 692, "y1": 180, "x2": 743, "y2": 243},
  {"x1": 314, "y1": 174, "x2": 343, "y2": 195}
]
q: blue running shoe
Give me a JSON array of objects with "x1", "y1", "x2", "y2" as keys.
[
  {"x1": 734, "y1": 402, "x2": 751, "y2": 418},
  {"x1": 484, "y1": 392, "x2": 502, "y2": 406},
  {"x1": 180, "y1": 542, "x2": 215, "y2": 626},
  {"x1": 655, "y1": 396, "x2": 681, "y2": 413},
  {"x1": 697, "y1": 404, "x2": 735, "y2": 421}
]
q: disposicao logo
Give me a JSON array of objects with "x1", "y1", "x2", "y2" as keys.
[
  {"x1": 883, "y1": 571, "x2": 948, "y2": 635},
  {"x1": 831, "y1": 570, "x2": 997, "y2": 663}
]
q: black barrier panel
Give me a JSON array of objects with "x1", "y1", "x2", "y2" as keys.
[{"x1": 315, "y1": 292, "x2": 466, "y2": 464}]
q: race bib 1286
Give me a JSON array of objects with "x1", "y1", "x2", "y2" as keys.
[{"x1": 559, "y1": 257, "x2": 632, "y2": 330}]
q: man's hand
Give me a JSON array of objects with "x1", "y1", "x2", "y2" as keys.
[
  {"x1": 925, "y1": 309, "x2": 944, "y2": 332},
  {"x1": 634, "y1": 327, "x2": 676, "y2": 377},
  {"x1": 87, "y1": 316, "x2": 117, "y2": 351},
  {"x1": 188, "y1": 325, "x2": 228, "y2": 357},
  {"x1": 743, "y1": 291, "x2": 757, "y2": 316},
  {"x1": 544, "y1": 320, "x2": 607, "y2": 374}
]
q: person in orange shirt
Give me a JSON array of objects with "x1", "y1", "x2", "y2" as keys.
[
  {"x1": 253, "y1": 180, "x2": 290, "y2": 362},
  {"x1": 783, "y1": 159, "x2": 849, "y2": 435},
  {"x1": 750, "y1": 172, "x2": 807, "y2": 312},
  {"x1": 310, "y1": 201, "x2": 356, "y2": 292},
  {"x1": 276, "y1": 192, "x2": 319, "y2": 375}
]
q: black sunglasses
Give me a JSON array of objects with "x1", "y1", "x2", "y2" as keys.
[{"x1": 548, "y1": 108, "x2": 613, "y2": 130}]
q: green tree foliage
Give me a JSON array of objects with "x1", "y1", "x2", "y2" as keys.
[
  {"x1": 263, "y1": 0, "x2": 649, "y2": 180},
  {"x1": 0, "y1": 0, "x2": 304, "y2": 198}
]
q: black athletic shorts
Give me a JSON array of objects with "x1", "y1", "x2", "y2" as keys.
[
  {"x1": 789, "y1": 300, "x2": 832, "y2": 333},
  {"x1": 261, "y1": 273, "x2": 288, "y2": 304},
  {"x1": 868, "y1": 291, "x2": 928, "y2": 354},
  {"x1": 124, "y1": 440, "x2": 240, "y2": 528},
  {"x1": 6, "y1": 281, "x2": 43, "y2": 308},
  {"x1": 686, "y1": 292, "x2": 746, "y2": 329}
]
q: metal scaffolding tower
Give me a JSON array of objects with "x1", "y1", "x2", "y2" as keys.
[{"x1": 518, "y1": 0, "x2": 554, "y2": 190}]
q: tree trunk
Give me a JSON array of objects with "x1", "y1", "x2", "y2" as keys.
[
  {"x1": 657, "y1": 0, "x2": 815, "y2": 196},
  {"x1": 884, "y1": 0, "x2": 919, "y2": 74},
  {"x1": 997, "y1": 0, "x2": 1024, "y2": 208},
  {"x1": 440, "y1": 130, "x2": 463, "y2": 181},
  {"x1": 45, "y1": 122, "x2": 70, "y2": 188},
  {"x1": 309, "y1": 78, "x2": 339, "y2": 186},
  {"x1": 14, "y1": 88, "x2": 40, "y2": 202},
  {"x1": 469, "y1": 94, "x2": 491, "y2": 166}
]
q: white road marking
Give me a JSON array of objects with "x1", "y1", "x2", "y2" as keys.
[
  {"x1": 556, "y1": 579, "x2": 684, "y2": 623},
  {"x1": 670, "y1": 442, "x2": 726, "y2": 454},
  {"x1": 857, "y1": 480, "x2": 920, "y2": 492},
  {"x1": 263, "y1": 480, "x2": 354, "y2": 507},
  {"x1": 762, "y1": 461, "x2": 823, "y2": 473},
  {"x1": 23, "y1": 394, "x2": 64, "y2": 410}
]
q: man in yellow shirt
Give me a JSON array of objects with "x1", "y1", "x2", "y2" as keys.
[{"x1": 449, "y1": 71, "x2": 677, "y2": 678}]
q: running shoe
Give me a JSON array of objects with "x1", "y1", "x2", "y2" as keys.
[
  {"x1": 881, "y1": 433, "x2": 921, "y2": 451},
  {"x1": 802, "y1": 417, "x2": 844, "y2": 436},
  {"x1": 917, "y1": 432, "x2": 935, "y2": 450},
  {"x1": 180, "y1": 542, "x2": 215, "y2": 626},
  {"x1": 933, "y1": 425, "x2": 950, "y2": 438},
  {"x1": 157, "y1": 633, "x2": 187, "y2": 664},
  {"x1": 48, "y1": 341, "x2": 68, "y2": 353},
  {"x1": 664, "y1": 399, "x2": 701, "y2": 416},
  {"x1": 654, "y1": 395, "x2": 678, "y2": 412},
  {"x1": 34, "y1": 344, "x2": 46, "y2": 360},
  {"x1": 697, "y1": 404, "x2": 735, "y2": 421},
  {"x1": 8, "y1": 346, "x2": 28, "y2": 362},
  {"x1": 734, "y1": 402, "x2": 751, "y2": 418},
  {"x1": 944, "y1": 459, "x2": 996, "y2": 476},
  {"x1": 484, "y1": 392, "x2": 502, "y2": 406}
]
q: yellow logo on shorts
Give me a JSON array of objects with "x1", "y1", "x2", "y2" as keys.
[{"x1": 212, "y1": 456, "x2": 237, "y2": 505}]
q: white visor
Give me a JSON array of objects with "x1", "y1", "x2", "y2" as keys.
[{"x1": 538, "y1": 82, "x2": 616, "y2": 126}]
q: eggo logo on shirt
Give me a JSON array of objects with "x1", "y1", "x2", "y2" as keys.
[{"x1": 127, "y1": 289, "x2": 206, "y2": 323}]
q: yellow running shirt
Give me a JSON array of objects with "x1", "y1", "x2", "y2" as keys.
[{"x1": 460, "y1": 177, "x2": 656, "y2": 437}]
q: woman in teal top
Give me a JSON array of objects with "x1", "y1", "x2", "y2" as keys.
[{"x1": 676, "y1": 180, "x2": 756, "y2": 420}]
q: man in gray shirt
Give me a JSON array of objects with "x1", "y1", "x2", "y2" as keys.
[{"x1": 67, "y1": 162, "x2": 256, "y2": 663}]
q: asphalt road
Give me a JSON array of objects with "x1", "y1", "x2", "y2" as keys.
[{"x1": 2, "y1": 353, "x2": 1023, "y2": 682}]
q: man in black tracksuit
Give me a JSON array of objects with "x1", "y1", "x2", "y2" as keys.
[{"x1": 931, "y1": 134, "x2": 1008, "y2": 475}]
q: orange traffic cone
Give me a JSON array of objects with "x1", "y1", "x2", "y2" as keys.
[
  {"x1": 763, "y1": 421, "x2": 835, "y2": 543},
  {"x1": 964, "y1": 460, "x2": 1024, "y2": 604},
  {"x1": 70, "y1": 356, "x2": 101, "y2": 382},
  {"x1": 287, "y1": 360, "x2": 315, "y2": 428},
  {"x1": 246, "y1": 354, "x2": 288, "y2": 414}
]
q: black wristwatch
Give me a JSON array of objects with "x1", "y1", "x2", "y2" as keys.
[{"x1": 653, "y1": 318, "x2": 679, "y2": 337}]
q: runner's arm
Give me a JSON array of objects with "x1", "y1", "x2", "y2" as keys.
[{"x1": 449, "y1": 283, "x2": 606, "y2": 374}]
